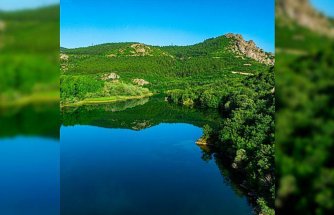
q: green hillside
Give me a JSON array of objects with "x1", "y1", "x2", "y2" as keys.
[
  {"x1": 160, "y1": 35, "x2": 240, "y2": 57},
  {"x1": 0, "y1": 5, "x2": 59, "y2": 106},
  {"x1": 61, "y1": 34, "x2": 275, "y2": 214},
  {"x1": 275, "y1": 0, "x2": 334, "y2": 213},
  {"x1": 60, "y1": 35, "x2": 271, "y2": 105},
  {"x1": 276, "y1": 18, "x2": 333, "y2": 53},
  {"x1": 0, "y1": 5, "x2": 59, "y2": 53}
]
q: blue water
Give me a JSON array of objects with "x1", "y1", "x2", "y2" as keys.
[
  {"x1": 0, "y1": 136, "x2": 60, "y2": 215},
  {"x1": 61, "y1": 123, "x2": 253, "y2": 215}
]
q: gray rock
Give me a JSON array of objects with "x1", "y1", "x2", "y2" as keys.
[{"x1": 225, "y1": 33, "x2": 275, "y2": 66}]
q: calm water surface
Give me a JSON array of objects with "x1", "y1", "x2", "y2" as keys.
[
  {"x1": 0, "y1": 136, "x2": 60, "y2": 215},
  {"x1": 61, "y1": 122, "x2": 253, "y2": 215}
]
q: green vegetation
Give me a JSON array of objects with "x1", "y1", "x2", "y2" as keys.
[
  {"x1": 61, "y1": 95, "x2": 221, "y2": 130},
  {"x1": 167, "y1": 68, "x2": 275, "y2": 214},
  {"x1": 0, "y1": 103, "x2": 59, "y2": 138},
  {"x1": 60, "y1": 74, "x2": 151, "y2": 105},
  {"x1": 0, "y1": 5, "x2": 59, "y2": 139},
  {"x1": 275, "y1": 10, "x2": 334, "y2": 215},
  {"x1": 61, "y1": 35, "x2": 268, "y2": 105},
  {"x1": 62, "y1": 34, "x2": 274, "y2": 213},
  {"x1": 0, "y1": 5, "x2": 59, "y2": 105},
  {"x1": 276, "y1": 18, "x2": 331, "y2": 53}
]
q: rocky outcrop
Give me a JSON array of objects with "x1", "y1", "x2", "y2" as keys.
[
  {"x1": 102, "y1": 73, "x2": 120, "y2": 81},
  {"x1": 118, "y1": 43, "x2": 154, "y2": 56},
  {"x1": 276, "y1": 0, "x2": 334, "y2": 37},
  {"x1": 60, "y1": 53, "x2": 69, "y2": 61},
  {"x1": 60, "y1": 54, "x2": 69, "y2": 72},
  {"x1": 130, "y1": 44, "x2": 148, "y2": 54},
  {"x1": 226, "y1": 33, "x2": 274, "y2": 66},
  {"x1": 196, "y1": 137, "x2": 208, "y2": 145},
  {"x1": 132, "y1": 78, "x2": 149, "y2": 86},
  {"x1": 116, "y1": 43, "x2": 172, "y2": 57},
  {"x1": 0, "y1": 20, "x2": 5, "y2": 49}
]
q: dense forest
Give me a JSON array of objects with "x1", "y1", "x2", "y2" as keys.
[
  {"x1": 0, "y1": 5, "x2": 59, "y2": 139},
  {"x1": 0, "y1": 5, "x2": 59, "y2": 106},
  {"x1": 60, "y1": 35, "x2": 270, "y2": 104},
  {"x1": 61, "y1": 34, "x2": 275, "y2": 214},
  {"x1": 167, "y1": 69, "x2": 275, "y2": 214},
  {"x1": 276, "y1": 0, "x2": 334, "y2": 214}
]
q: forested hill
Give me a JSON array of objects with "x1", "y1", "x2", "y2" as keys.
[
  {"x1": 276, "y1": 0, "x2": 334, "y2": 214},
  {"x1": 60, "y1": 32, "x2": 275, "y2": 214},
  {"x1": 60, "y1": 26, "x2": 276, "y2": 214},
  {"x1": 60, "y1": 33, "x2": 274, "y2": 106},
  {"x1": 276, "y1": 0, "x2": 334, "y2": 53},
  {"x1": 61, "y1": 34, "x2": 274, "y2": 65},
  {"x1": 0, "y1": 5, "x2": 59, "y2": 53},
  {"x1": 0, "y1": 5, "x2": 59, "y2": 105}
]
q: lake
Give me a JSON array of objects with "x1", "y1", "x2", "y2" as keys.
[
  {"x1": 0, "y1": 136, "x2": 60, "y2": 215},
  {"x1": 61, "y1": 97, "x2": 254, "y2": 215},
  {"x1": 0, "y1": 104, "x2": 60, "y2": 215}
]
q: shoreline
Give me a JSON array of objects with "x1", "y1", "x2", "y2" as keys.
[
  {"x1": 61, "y1": 93, "x2": 154, "y2": 108},
  {"x1": 0, "y1": 92, "x2": 59, "y2": 108}
]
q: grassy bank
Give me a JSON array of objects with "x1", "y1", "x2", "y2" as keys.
[
  {"x1": 0, "y1": 91, "x2": 59, "y2": 108},
  {"x1": 61, "y1": 93, "x2": 153, "y2": 107}
]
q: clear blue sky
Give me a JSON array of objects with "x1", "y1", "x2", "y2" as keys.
[
  {"x1": 0, "y1": 0, "x2": 58, "y2": 11},
  {"x1": 311, "y1": 0, "x2": 334, "y2": 17},
  {"x1": 61, "y1": 0, "x2": 275, "y2": 52}
]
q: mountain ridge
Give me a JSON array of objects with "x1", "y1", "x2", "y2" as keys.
[{"x1": 61, "y1": 33, "x2": 274, "y2": 65}]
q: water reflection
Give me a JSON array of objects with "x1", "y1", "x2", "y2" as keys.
[
  {"x1": 0, "y1": 103, "x2": 59, "y2": 139},
  {"x1": 61, "y1": 96, "x2": 222, "y2": 130},
  {"x1": 61, "y1": 97, "x2": 254, "y2": 215},
  {"x1": 61, "y1": 124, "x2": 252, "y2": 215},
  {"x1": 0, "y1": 103, "x2": 60, "y2": 215}
]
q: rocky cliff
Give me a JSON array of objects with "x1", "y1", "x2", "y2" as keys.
[
  {"x1": 226, "y1": 33, "x2": 274, "y2": 66},
  {"x1": 276, "y1": 0, "x2": 334, "y2": 37}
]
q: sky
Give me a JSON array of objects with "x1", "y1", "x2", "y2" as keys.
[
  {"x1": 61, "y1": 0, "x2": 275, "y2": 52},
  {"x1": 2, "y1": 1, "x2": 333, "y2": 52},
  {"x1": 311, "y1": 0, "x2": 334, "y2": 17},
  {"x1": 0, "y1": 0, "x2": 58, "y2": 11}
]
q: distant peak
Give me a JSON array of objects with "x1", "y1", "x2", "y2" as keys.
[
  {"x1": 276, "y1": 0, "x2": 334, "y2": 37},
  {"x1": 225, "y1": 33, "x2": 274, "y2": 66},
  {"x1": 224, "y1": 33, "x2": 257, "y2": 47},
  {"x1": 225, "y1": 33, "x2": 244, "y2": 40}
]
